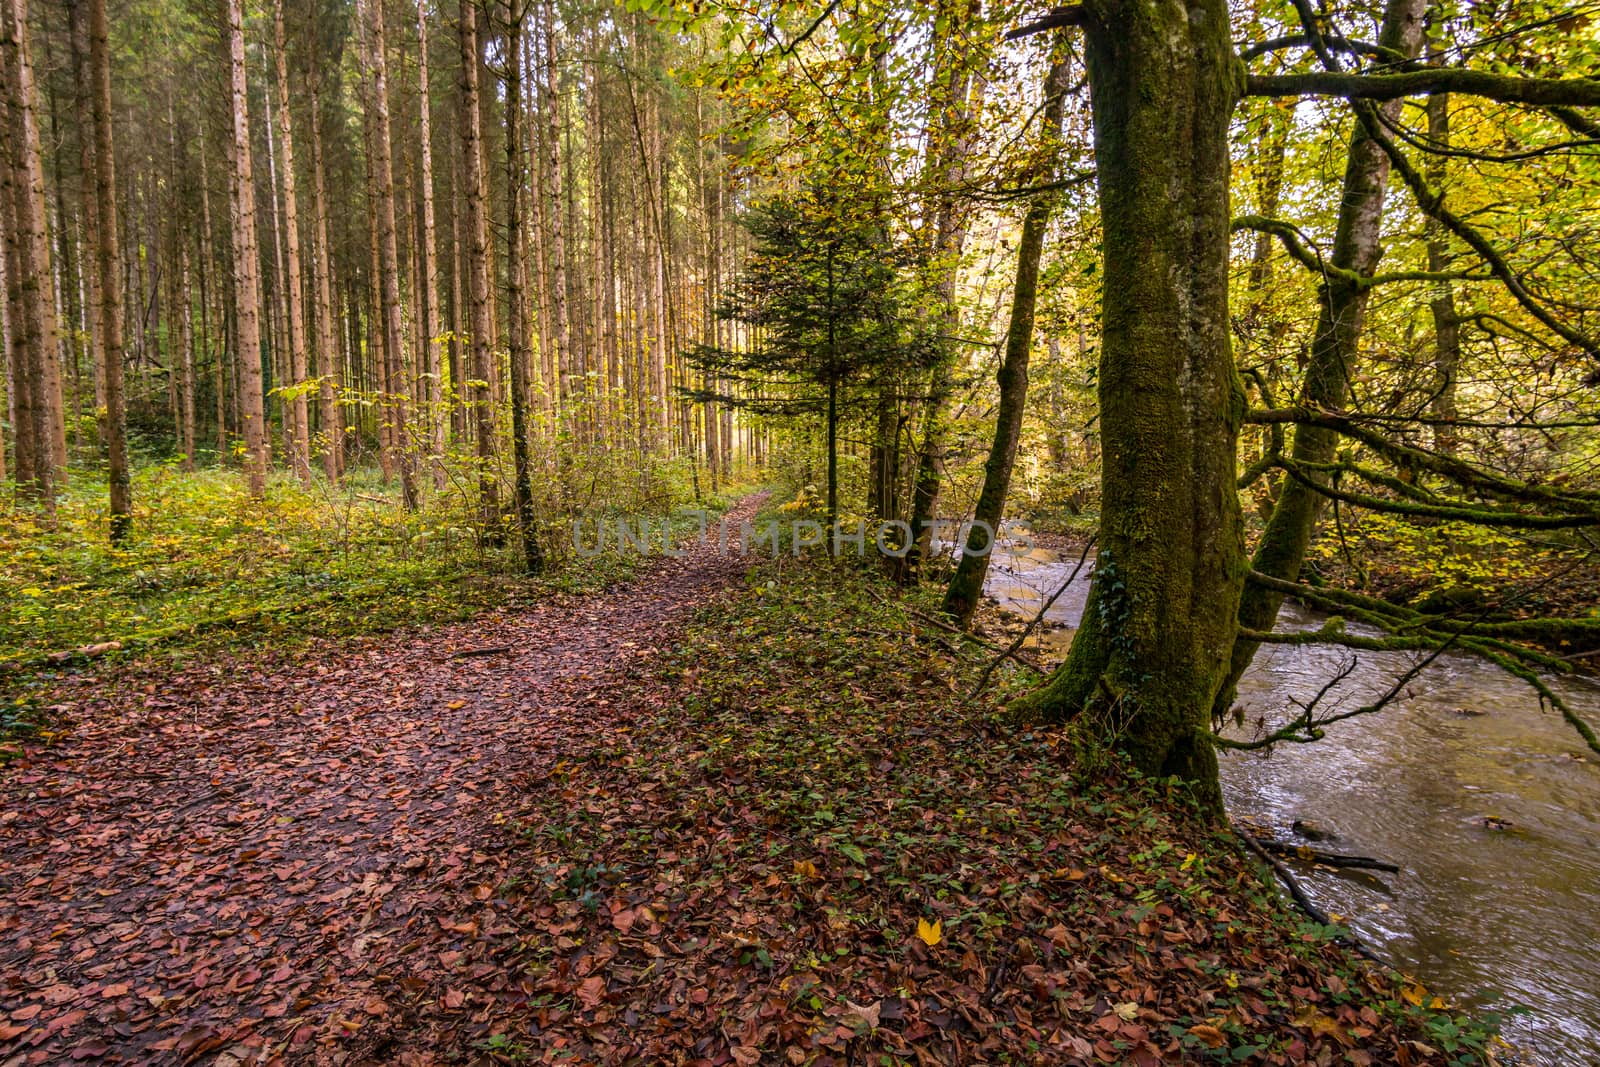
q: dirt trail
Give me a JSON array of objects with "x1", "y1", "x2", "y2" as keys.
[{"x1": 0, "y1": 499, "x2": 761, "y2": 1066}]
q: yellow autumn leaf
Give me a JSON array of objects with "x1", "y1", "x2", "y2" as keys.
[
  {"x1": 794, "y1": 859, "x2": 819, "y2": 880},
  {"x1": 916, "y1": 918, "x2": 942, "y2": 946},
  {"x1": 1113, "y1": 1001, "x2": 1139, "y2": 1021}
]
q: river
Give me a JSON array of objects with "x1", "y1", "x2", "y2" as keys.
[{"x1": 981, "y1": 543, "x2": 1600, "y2": 1065}]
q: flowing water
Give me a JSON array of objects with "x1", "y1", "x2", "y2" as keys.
[{"x1": 980, "y1": 543, "x2": 1600, "y2": 1065}]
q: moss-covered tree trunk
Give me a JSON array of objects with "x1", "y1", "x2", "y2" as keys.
[
  {"x1": 1212, "y1": 0, "x2": 1425, "y2": 722},
  {"x1": 943, "y1": 58, "x2": 1070, "y2": 625},
  {"x1": 1010, "y1": 0, "x2": 1244, "y2": 811},
  {"x1": 1425, "y1": 89, "x2": 1461, "y2": 455}
]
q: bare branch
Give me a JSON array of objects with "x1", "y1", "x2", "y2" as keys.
[{"x1": 1247, "y1": 69, "x2": 1600, "y2": 107}]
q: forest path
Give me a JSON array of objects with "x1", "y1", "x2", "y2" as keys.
[{"x1": 0, "y1": 497, "x2": 762, "y2": 1066}]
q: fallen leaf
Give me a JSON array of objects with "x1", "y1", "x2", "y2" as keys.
[{"x1": 576, "y1": 975, "x2": 606, "y2": 1009}]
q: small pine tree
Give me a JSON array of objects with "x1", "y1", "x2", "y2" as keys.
[{"x1": 684, "y1": 186, "x2": 933, "y2": 530}]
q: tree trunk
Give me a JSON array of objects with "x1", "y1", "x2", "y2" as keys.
[
  {"x1": 2, "y1": 0, "x2": 61, "y2": 503},
  {"x1": 501, "y1": 4, "x2": 545, "y2": 574},
  {"x1": 416, "y1": 0, "x2": 445, "y2": 487},
  {"x1": 89, "y1": 0, "x2": 130, "y2": 540},
  {"x1": 271, "y1": 0, "x2": 310, "y2": 483},
  {"x1": 307, "y1": 79, "x2": 342, "y2": 481},
  {"x1": 1009, "y1": 0, "x2": 1245, "y2": 813},
  {"x1": 1214, "y1": 0, "x2": 1426, "y2": 722},
  {"x1": 540, "y1": 0, "x2": 572, "y2": 421},
  {"x1": 197, "y1": 122, "x2": 226, "y2": 460},
  {"x1": 900, "y1": 6, "x2": 980, "y2": 578},
  {"x1": 942, "y1": 57, "x2": 1069, "y2": 624},
  {"x1": 69, "y1": 2, "x2": 104, "y2": 450},
  {"x1": 458, "y1": 0, "x2": 499, "y2": 528},
  {"x1": 178, "y1": 244, "x2": 195, "y2": 470},
  {"x1": 360, "y1": 0, "x2": 417, "y2": 509},
  {"x1": 1425, "y1": 88, "x2": 1461, "y2": 454},
  {"x1": 447, "y1": 150, "x2": 466, "y2": 444},
  {"x1": 0, "y1": 205, "x2": 8, "y2": 483},
  {"x1": 224, "y1": 0, "x2": 269, "y2": 495}
]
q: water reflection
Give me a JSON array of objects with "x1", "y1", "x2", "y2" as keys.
[{"x1": 980, "y1": 544, "x2": 1600, "y2": 1066}]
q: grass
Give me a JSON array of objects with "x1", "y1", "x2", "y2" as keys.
[{"x1": 0, "y1": 458, "x2": 735, "y2": 694}]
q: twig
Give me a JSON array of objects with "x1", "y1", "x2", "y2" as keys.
[
  {"x1": 904, "y1": 605, "x2": 1045, "y2": 673},
  {"x1": 1236, "y1": 829, "x2": 1389, "y2": 966},
  {"x1": 969, "y1": 537, "x2": 1096, "y2": 700},
  {"x1": 450, "y1": 646, "x2": 513, "y2": 659},
  {"x1": 1248, "y1": 836, "x2": 1400, "y2": 873}
]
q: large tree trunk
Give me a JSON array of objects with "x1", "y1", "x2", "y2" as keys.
[
  {"x1": 224, "y1": 0, "x2": 270, "y2": 495},
  {"x1": 68, "y1": 2, "x2": 104, "y2": 450},
  {"x1": 89, "y1": 0, "x2": 130, "y2": 540},
  {"x1": 360, "y1": 0, "x2": 417, "y2": 509},
  {"x1": 901, "y1": 3, "x2": 980, "y2": 578},
  {"x1": 942, "y1": 57, "x2": 1070, "y2": 625},
  {"x1": 1213, "y1": 0, "x2": 1426, "y2": 722},
  {"x1": 1009, "y1": 0, "x2": 1245, "y2": 812},
  {"x1": 271, "y1": 0, "x2": 310, "y2": 484},
  {"x1": 540, "y1": 0, "x2": 572, "y2": 423},
  {"x1": 458, "y1": 0, "x2": 499, "y2": 528}
]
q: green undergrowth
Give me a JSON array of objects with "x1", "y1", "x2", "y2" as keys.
[
  {"x1": 0, "y1": 463, "x2": 738, "y2": 696},
  {"x1": 492, "y1": 562, "x2": 1500, "y2": 1065}
]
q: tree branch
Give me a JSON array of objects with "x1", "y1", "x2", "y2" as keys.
[
  {"x1": 1005, "y1": 5, "x2": 1085, "y2": 40},
  {"x1": 1246, "y1": 69, "x2": 1600, "y2": 107}
]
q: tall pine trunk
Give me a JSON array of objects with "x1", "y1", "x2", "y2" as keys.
[
  {"x1": 458, "y1": 0, "x2": 499, "y2": 529},
  {"x1": 2, "y1": 0, "x2": 62, "y2": 504},
  {"x1": 307, "y1": 79, "x2": 342, "y2": 481},
  {"x1": 89, "y1": 0, "x2": 130, "y2": 539},
  {"x1": 501, "y1": 4, "x2": 544, "y2": 574},
  {"x1": 271, "y1": 0, "x2": 310, "y2": 483},
  {"x1": 415, "y1": 1, "x2": 445, "y2": 487},
  {"x1": 224, "y1": 0, "x2": 270, "y2": 495},
  {"x1": 360, "y1": 0, "x2": 417, "y2": 509}
]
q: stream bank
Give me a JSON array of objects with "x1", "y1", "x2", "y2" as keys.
[{"x1": 981, "y1": 542, "x2": 1600, "y2": 1065}]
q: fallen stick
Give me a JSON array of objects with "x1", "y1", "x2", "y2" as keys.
[
  {"x1": 450, "y1": 646, "x2": 513, "y2": 659},
  {"x1": 1249, "y1": 836, "x2": 1400, "y2": 873},
  {"x1": 902, "y1": 605, "x2": 1045, "y2": 674},
  {"x1": 969, "y1": 537, "x2": 1096, "y2": 700},
  {"x1": 1236, "y1": 828, "x2": 1389, "y2": 966}
]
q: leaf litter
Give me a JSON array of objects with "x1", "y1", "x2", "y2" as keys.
[{"x1": 0, "y1": 499, "x2": 1492, "y2": 1065}]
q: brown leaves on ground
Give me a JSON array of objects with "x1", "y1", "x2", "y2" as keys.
[
  {"x1": 1, "y1": 505, "x2": 1480, "y2": 1065},
  {"x1": 0, "y1": 506, "x2": 753, "y2": 1066},
  {"x1": 461, "y1": 571, "x2": 1477, "y2": 1066}
]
